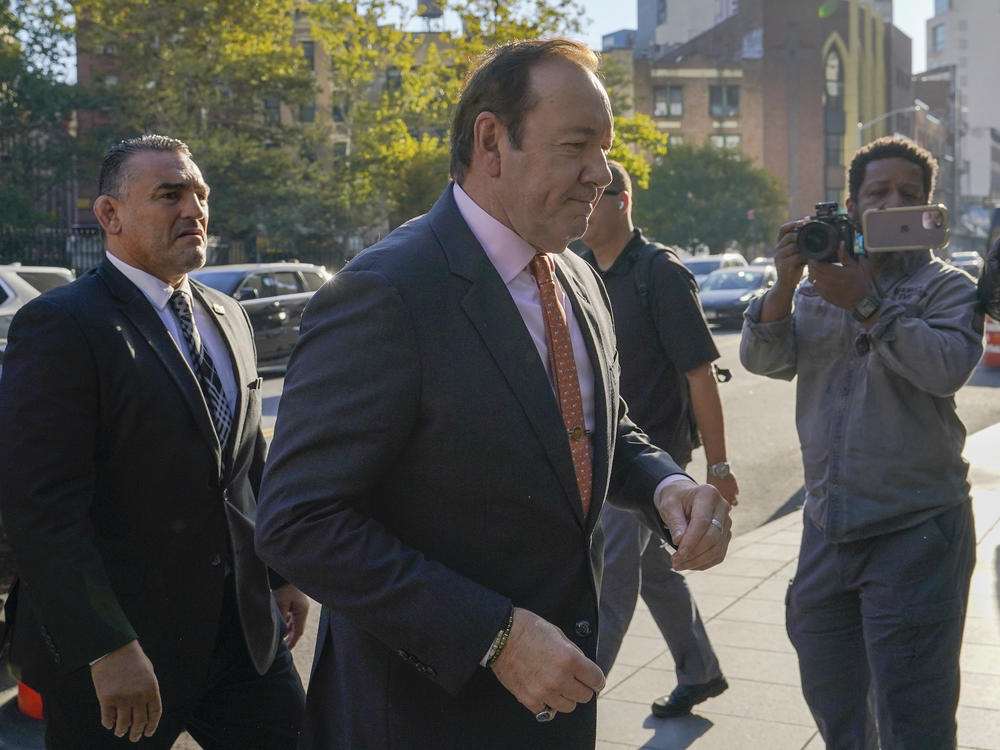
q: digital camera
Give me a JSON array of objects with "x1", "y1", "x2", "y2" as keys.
[{"x1": 796, "y1": 202, "x2": 855, "y2": 263}]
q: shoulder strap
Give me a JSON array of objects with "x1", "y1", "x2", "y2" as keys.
[{"x1": 629, "y1": 241, "x2": 670, "y2": 313}]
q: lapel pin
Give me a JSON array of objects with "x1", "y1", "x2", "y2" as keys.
[{"x1": 212, "y1": 303, "x2": 226, "y2": 314}]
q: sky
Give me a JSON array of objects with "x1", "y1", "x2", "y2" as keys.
[{"x1": 579, "y1": 0, "x2": 935, "y2": 73}]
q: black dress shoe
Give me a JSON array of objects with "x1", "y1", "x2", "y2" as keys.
[{"x1": 650, "y1": 676, "x2": 729, "y2": 718}]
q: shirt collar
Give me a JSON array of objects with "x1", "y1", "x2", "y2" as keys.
[
  {"x1": 106, "y1": 251, "x2": 194, "y2": 312},
  {"x1": 452, "y1": 182, "x2": 542, "y2": 283}
]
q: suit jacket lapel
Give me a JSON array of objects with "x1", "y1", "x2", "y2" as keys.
[
  {"x1": 430, "y1": 188, "x2": 589, "y2": 527},
  {"x1": 190, "y1": 282, "x2": 246, "y2": 470},
  {"x1": 97, "y1": 259, "x2": 222, "y2": 466}
]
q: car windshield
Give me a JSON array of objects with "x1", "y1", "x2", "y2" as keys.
[
  {"x1": 685, "y1": 259, "x2": 723, "y2": 275},
  {"x1": 190, "y1": 270, "x2": 247, "y2": 295},
  {"x1": 17, "y1": 271, "x2": 72, "y2": 293},
  {"x1": 701, "y1": 269, "x2": 767, "y2": 291}
]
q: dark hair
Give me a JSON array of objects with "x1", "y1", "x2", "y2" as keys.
[
  {"x1": 848, "y1": 135, "x2": 937, "y2": 203},
  {"x1": 99, "y1": 134, "x2": 191, "y2": 199},
  {"x1": 605, "y1": 160, "x2": 632, "y2": 195},
  {"x1": 450, "y1": 38, "x2": 600, "y2": 183}
]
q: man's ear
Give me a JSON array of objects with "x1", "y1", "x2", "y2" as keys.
[
  {"x1": 621, "y1": 192, "x2": 631, "y2": 213},
  {"x1": 845, "y1": 196, "x2": 855, "y2": 216},
  {"x1": 92, "y1": 195, "x2": 121, "y2": 235},
  {"x1": 472, "y1": 111, "x2": 504, "y2": 178}
]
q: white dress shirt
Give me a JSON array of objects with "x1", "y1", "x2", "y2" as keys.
[{"x1": 105, "y1": 251, "x2": 238, "y2": 417}]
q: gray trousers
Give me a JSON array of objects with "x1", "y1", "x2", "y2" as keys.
[
  {"x1": 787, "y1": 502, "x2": 975, "y2": 750},
  {"x1": 597, "y1": 502, "x2": 721, "y2": 683}
]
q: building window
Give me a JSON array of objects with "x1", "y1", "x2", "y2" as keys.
[
  {"x1": 333, "y1": 141, "x2": 348, "y2": 157},
  {"x1": 709, "y1": 85, "x2": 740, "y2": 118},
  {"x1": 709, "y1": 134, "x2": 741, "y2": 149},
  {"x1": 332, "y1": 102, "x2": 346, "y2": 122},
  {"x1": 300, "y1": 103, "x2": 316, "y2": 123},
  {"x1": 386, "y1": 67, "x2": 402, "y2": 92},
  {"x1": 668, "y1": 134, "x2": 684, "y2": 147},
  {"x1": 825, "y1": 133, "x2": 843, "y2": 168},
  {"x1": 301, "y1": 41, "x2": 315, "y2": 70},
  {"x1": 653, "y1": 86, "x2": 683, "y2": 117},
  {"x1": 264, "y1": 98, "x2": 281, "y2": 123},
  {"x1": 657, "y1": 0, "x2": 667, "y2": 25},
  {"x1": 932, "y1": 24, "x2": 946, "y2": 53},
  {"x1": 934, "y1": 0, "x2": 951, "y2": 14}
]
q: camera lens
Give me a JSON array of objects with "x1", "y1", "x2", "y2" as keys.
[{"x1": 797, "y1": 221, "x2": 837, "y2": 262}]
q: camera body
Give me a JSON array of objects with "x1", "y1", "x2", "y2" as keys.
[{"x1": 796, "y1": 202, "x2": 855, "y2": 263}]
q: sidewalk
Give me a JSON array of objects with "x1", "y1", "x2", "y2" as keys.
[
  {"x1": 595, "y1": 423, "x2": 1000, "y2": 750},
  {"x1": 3, "y1": 426, "x2": 999, "y2": 749}
]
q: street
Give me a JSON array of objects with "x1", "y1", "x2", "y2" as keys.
[{"x1": 260, "y1": 328, "x2": 1000, "y2": 537}]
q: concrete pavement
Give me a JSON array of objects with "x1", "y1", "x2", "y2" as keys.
[{"x1": 3, "y1": 424, "x2": 999, "y2": 749}]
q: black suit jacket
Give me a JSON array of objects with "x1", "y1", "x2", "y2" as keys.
[
  {"x1": 0, "y1": 258, "x2": 281, "y2": 707},
  {"x1": 255, "y1": 186, "x2": 682, "y2": 749}
]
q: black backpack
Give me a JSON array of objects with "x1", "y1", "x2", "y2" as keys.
[{"x1": 625, "y1": 241, "x2": 732, "y2": 384}]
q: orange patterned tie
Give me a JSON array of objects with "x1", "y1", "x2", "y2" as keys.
[{"x1": 530, "y1": 253, "x2": 593, "y2": 516}]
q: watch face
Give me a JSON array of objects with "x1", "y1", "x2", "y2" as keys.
[{"x1": 854, "y1": 296, "x2": 879, "y2": 321}]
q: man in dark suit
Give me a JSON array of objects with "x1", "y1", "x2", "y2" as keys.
[
  {"x1": 255, "y1": 40, "x2": 732, "y2": 749},
  {"x1": 0, "y1": 134, "x2": 307, "y2": 748}
]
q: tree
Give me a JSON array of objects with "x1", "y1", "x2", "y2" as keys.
[
  {"x1": 631, "y1": 142, "x2": 789, "y2": 254},
  {"x1": 0, "y1": 1, "x2": 79, "y2": 230}
]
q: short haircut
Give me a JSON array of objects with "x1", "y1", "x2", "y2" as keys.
[
  {"x1": 606, "y1": 160, "x2": 632, "y2": 195},
  {"x1": 99, "y1": 134, "x2": 191, "y2": 200},
  {"x1": 450, "y1": 38, "x2": 600, "y2": 183},
  {"x1": 848, "y1": 135, "x2": 937, "y2": 202}
]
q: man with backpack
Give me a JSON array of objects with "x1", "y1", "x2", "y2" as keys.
[{"x1": 579, "y1": 160, "x2": 738, "y2": 718}]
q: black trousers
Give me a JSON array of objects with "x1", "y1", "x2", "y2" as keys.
[{"x1": 42, "y1": 581, "x2": 305, "y2": 749}]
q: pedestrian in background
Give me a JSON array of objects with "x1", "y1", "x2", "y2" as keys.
[
  {"x1": 0, "y1": 134, "x2": 307, "y2": 749},
  {"x1": 579, "y1": 159, "x2": 737, "y2": 718},
  {"x1": 741, "y1": 135, "x2": 982, "y2": 748}
]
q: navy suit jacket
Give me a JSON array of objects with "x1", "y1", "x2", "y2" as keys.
[
  {"x1": 0, "y1": 258, "x2": 281, "y2": 707},
  {"x1": 255, "y1": 186, "x2": 682, "y2": 749}
]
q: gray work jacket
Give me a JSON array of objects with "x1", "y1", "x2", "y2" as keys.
[{"x1": 740, "y1": 253, "x2": 983, "y2": 542}]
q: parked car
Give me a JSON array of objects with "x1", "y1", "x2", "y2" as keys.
[
  {"x1": 684, "y1": 253, "x2": 749, "y2": 287},
  {"x1": 1, "y1": 263, "x2": 76, "y2": 341},
  {"x1": 750, "y1": 256, "x2": 773, "y2": 266},
  {"x1": 699, "y1": 265, "x2": 777, "y2": 328},
  {"x1": 949, "y1": 250, "x2": 984, "y2": 279},
  {"x1": 189, "y1": 262, "x2": 332, "y2": 369}
]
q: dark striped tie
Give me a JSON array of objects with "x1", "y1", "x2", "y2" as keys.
[{"x1": 169, "y1": 290, "x2": 232, "y2": 450}]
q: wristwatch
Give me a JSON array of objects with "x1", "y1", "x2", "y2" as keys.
[
  {"x1": 852, "y1": 294, "x2": 881, "y2": 322},
  {"x1": 708, "y1": 461, "x2": 731, "y2": 479}
]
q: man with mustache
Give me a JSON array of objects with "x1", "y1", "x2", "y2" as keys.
[
  {"x1": 0, "y1": 134, "x2": 307, "y2": 748},
  {"x1": 741, "y1": 135, "x2": 983, "y2": 748}
]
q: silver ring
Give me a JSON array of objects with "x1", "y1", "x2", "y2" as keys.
[
  {"x1": 535, "y1": 706, "x2": 555, "y2": 722},
  {"x1": 710, "y1": 518, "x2": 724, "y2": 532}
]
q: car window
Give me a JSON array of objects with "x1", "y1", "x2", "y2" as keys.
[
  {"x1": 272, "y1": 272, "x2": 302, "y2": 296},
  {"x1": 243, "y1": 273, "x2": 271, "y2": 298},
  {"x1": 192, "y1": 270, "x2": 247, "y2": 295},
  {"x1": 17, "y1": 271, "x2": 72, "y2": 293},
  {"x1": 0, "y1": 282, "x2": 9, "y2": 305},
  {"x1": 685, "y1": 259, "x2": 723, "y2": 275},
  {"x1": 700, "y1": 270, "x2": 766, "y2": 291},
  {"x1": 300, "y1": 271, "x2": 327, "y2": 291}
]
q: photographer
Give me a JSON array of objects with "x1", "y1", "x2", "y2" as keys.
[{"x1": 740, "y1": 135, "x2": 983, "y2": 749}]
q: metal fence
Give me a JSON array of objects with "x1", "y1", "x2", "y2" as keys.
[{"x1": 0, "y1": 228, "x2": 352, "y2": 275}]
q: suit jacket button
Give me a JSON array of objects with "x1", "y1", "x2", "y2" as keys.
[
  {"x1": 210, "y1": 554, "x2": 222, "y2": 567},
  {"x1": 574, "y1": 620, "x2": 592, "y2": 637}
]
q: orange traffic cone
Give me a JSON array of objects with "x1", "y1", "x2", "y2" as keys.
[{"x1": 16, "y1": 681, "x2": 42, "y2": 720}]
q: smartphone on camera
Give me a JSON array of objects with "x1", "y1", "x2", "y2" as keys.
[{"x1": 862, "y1": 204, "x2": 949, "y2": 253}]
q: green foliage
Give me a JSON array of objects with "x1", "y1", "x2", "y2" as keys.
[
  {"x1": 9, "y1": 0, "x2": 666, "y2": 257},
  {"x1": 631, "y1": 142, "x2": 789, "y2": 254},
  {"x1": 0, "y1": 1, "x2": 79, "y2": 228}
]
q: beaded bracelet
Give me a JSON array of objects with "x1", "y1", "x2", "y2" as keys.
[{"x1": 486, "y1": 607, "x2": 515, "y2": 669}]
